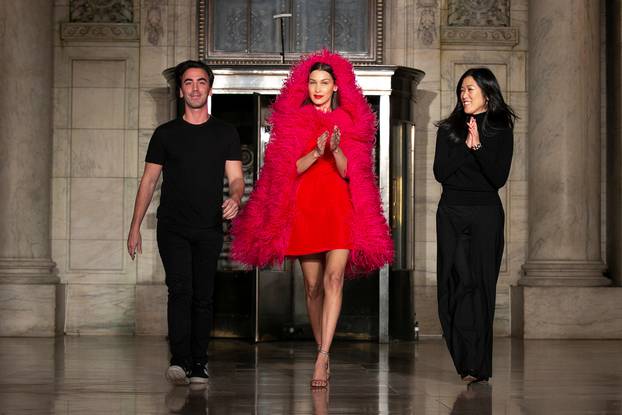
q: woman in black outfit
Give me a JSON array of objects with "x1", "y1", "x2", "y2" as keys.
[{"x1": 433, "y1": 67, "x2": 516, "y2": 383}]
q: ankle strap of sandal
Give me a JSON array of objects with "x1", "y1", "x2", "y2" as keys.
[{"x1": 318, "y1": 349, "x2": 329, "y2": 356}]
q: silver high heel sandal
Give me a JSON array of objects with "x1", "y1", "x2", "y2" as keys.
[{"x1": 311, "y1": 350, "x2": 330, "y2": 388}]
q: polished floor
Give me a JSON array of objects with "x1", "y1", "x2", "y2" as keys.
[{"x1": 0, "y1": 337, "x2": 621, "y2": 414}]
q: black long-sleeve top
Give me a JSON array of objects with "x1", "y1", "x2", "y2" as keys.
[{"x1": 433, "y1": 112, "x2": 513, "y2": 205}]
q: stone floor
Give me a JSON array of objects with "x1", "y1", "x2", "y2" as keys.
[{"x1": 0, "y1": 337, "x2": 621, "y2": 414}]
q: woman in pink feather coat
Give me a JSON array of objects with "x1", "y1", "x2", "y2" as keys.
[{"x1": 231, "y1": 50, "x2": 392, "y2": 388}]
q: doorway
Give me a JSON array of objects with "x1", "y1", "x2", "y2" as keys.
[{"x1": 211, "y1": 93, "x2": 381, "y2": 342}]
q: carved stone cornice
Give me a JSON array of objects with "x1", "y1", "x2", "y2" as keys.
[
  {"x1": 60, "y1": 22, "x2": 139, "y2": 42},
  {"x1": 0, "y1": 258, "x2": 58, "y2": 285},
  {"x1": 70, "y1": 0, "x2": 133, "y2": 23},
  {"x1": 448, "y1": 0, "x2": 509, "y2": 27},
  {"x1": 441, "y1": 25, "x2": 518, "y2": 46}
]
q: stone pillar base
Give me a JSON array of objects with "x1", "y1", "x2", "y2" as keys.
[
  {"x1": 0, "y1": 258, "x2": 59, "y2": 336},
  {"x1": 0, "y1": 283, "x2": 58, "y2": 336},
  {"x1": 511, "y1": 286, "x2": 622, "y2": 339},
  {"x1": 521, "y1": 260, "x2": 610, "y2": 287},
  {"x1": 136, "y1": 284, "x2": 167, "y2": 336}
]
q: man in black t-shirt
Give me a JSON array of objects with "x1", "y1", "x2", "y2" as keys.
[{"x1": 127, "y1": 60, "x2": 243, "y2": 386}]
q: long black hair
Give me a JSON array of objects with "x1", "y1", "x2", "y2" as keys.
[
  {"x1": 302, "y1": 62, "x2": 340, "y2": 110},
  {"x1": 437, "y1": 67, "x2": 517, "y2": 143}
]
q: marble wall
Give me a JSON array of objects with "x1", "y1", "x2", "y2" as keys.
[
  {"x1": 51, "y1": 0, "x2": 197, "y2": 334},
  {"x1": 40, "y1": 0, "x2": 621, "y2": 338},
  {"x1": 53, "y1": 0, "x2": 140, "y2": 334},
  {"x1": 386, "y1": 0, "x2": 527, "y2": 336}
]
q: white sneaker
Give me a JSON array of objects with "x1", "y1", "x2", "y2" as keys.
[
  {"x1": 166, "y1": 364, "x2": 190, "y2": 385},
  {"x1": 189, "y1": 362, "x2": 209, "y2": 384}
]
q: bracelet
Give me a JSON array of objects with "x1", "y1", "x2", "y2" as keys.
[
  {"x1": 332, "y1": 147, "x2": 340, "y2": 154},
  {"x1": 472, "y1": 143, "x2": 482, "y2": 151}
]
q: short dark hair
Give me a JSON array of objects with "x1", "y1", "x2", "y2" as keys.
[
  {"x1": 174, "y1": 60, "x2": 214, "y2": 89},
  {"x1": 302, "y1": 61, "x2": 340, "y2": 110}
]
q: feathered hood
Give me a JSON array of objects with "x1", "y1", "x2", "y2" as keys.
[{"x1": 270, "y1": 49, "x2": 377, "y2": 144}]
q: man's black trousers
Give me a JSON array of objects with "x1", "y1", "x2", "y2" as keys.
[{"x1": 157, "y1": 221, "x2": 223, "y2": 367}]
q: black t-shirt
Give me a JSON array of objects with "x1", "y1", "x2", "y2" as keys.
[{"x1": 145, "y1": 116, "x2": 242, "y2": 228}]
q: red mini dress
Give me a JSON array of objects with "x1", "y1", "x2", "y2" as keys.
[{"x1": 286, "y1": 137, "x2": 353, "y2": 256}]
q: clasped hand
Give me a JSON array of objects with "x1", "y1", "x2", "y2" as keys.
[
  {"x1": 315, "y1": 125, "x2": 341, "y2": 156},
  {"x1": 466, "y1": 117, "x2": 480, "y2": 149}
]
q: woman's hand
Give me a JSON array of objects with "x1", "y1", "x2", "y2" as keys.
[
  {"x1": 299, "y1": 131, "x2": 329, "y2": 174},
  {"x1": 316, "y1": 131, "x2": 329, "y2": 156},
  {"x1": 330, "y1": 125, "x2": 341, "y2": 153},
  {"x1": 466, "y1": 117, "x2": 480, "y2": 149}
]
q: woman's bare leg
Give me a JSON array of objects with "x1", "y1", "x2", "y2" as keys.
[
  {"x1": 312, "y1": 249, "x2": 348, "y2": 385},
  {"x1": 300, "y1": 254, "x2": 325, "y2": 349}
]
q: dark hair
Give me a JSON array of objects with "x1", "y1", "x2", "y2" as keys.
[
  {"x1": 437, "y1": 67, "x2": 517, "y2": 143},
  {"x1": 174, "y1": 60, "x2": 214, "y2": 89},
  {"x1": 302, "y1": 62, "x2": 340, "y2": 110}
]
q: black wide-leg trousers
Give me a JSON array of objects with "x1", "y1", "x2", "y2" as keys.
[
  {"x1": 157, "y1": 221, "x2": 223, "y2": 367},
  {"x1": 436, "y1": 202, "x2": 504, "y2": 379}
]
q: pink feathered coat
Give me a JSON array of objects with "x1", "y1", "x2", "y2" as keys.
[{"x1": 230, "y1": 50, "x2": 393, "y2": 276}]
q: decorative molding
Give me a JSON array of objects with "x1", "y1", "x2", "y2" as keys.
[
  {"x1": 198, "y1": 0, "x2": 384, "y2": 64},
  {"x1": 198, "y1": 0, "x2": 207, "y2": 60},
  {"x1": 416, "y1": 0, "x2": 438, "y2": 47},
  {"x1": 375, "y1": 0, "x2": 384, "y2": 64},
  {"x1": 61, "y1": 22, "x2": 140, "y2": 42},
  {"x1": 521, "y1": 260, "x2": 610, "y2": 287},
  {"x1": 0, "y1": 258, "x2": 58, "y2": 285},
  {"x1": 441, "y1": 26, "x2": 518, "y2": 46},
  {"x1": 143, "y1": 0, "x2": 164, "y2": 46},
  {"x1": 70, "y1": 0, "x2": 133, "y2": 23},
  {"x1": 448, "y1": 0, "x2": 509, "y2": 27}
]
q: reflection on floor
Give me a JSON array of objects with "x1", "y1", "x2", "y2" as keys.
[{"x1": 0, "y1": 337, "x2": 621, "y2": 414}]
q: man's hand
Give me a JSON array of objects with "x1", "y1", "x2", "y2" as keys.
[
  {"x1": 222, "y1": 198, "x2": 240, "y2": 220},
  {"x1": 127, "y1": 229, "x2": 142, "y2": 260},
  {"x1": 126, "y1": 162, "x2": 161, "y2": 261},
  {"x1": 224, "y1": 160, "x2": 243, "y2": 219}
]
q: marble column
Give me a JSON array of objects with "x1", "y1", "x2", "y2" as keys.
[
  {"x1": 521, "y1": 0, "x2": 609, "y2": 287},
  {"x1": 0, "y1": 1, "x2": 58, "y2": 335},
  {"x1": 607, "y1": 0, "x2": 622, "y2": 287}
]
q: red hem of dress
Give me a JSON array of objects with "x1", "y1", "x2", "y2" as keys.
[{"x1": 285, "y1": 245, "x2": 352, "y2": 257}]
